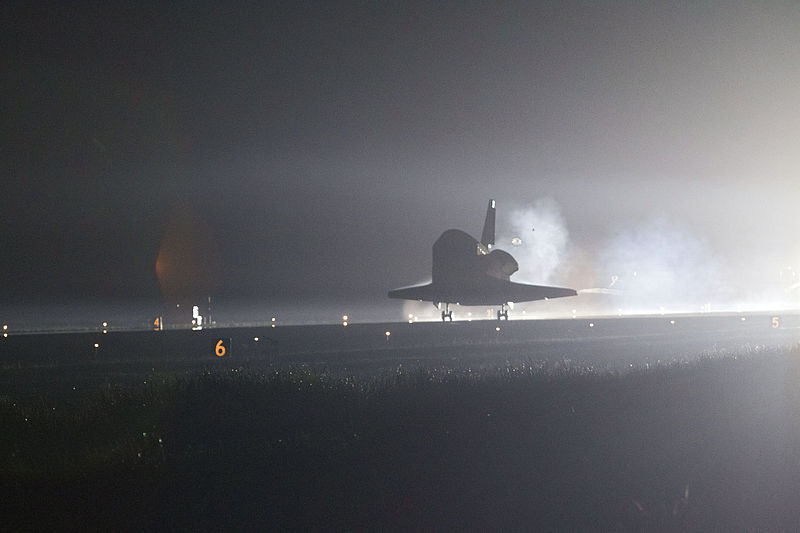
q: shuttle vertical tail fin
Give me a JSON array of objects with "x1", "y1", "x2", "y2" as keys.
[{"x1": 481, "y1": 199, "x2": 496, "y2": 248}]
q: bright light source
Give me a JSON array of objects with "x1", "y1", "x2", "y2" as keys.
[
  {"x1": 495, "y1": 326, "x2": 500, "y2": 332},
  {"x1": 670, "y1": 320, "x2": 676, "y2": 325},
  {"x1": 741, "y1": 317, "x2": 746, "y2": 321},
  {"x1": 342, "y1": 321, "x2": 348, "y2": 327},
  {"x1": 271, "y1": 317, "x2": 276, "y2": 322},
  {"x1": 93, "y1": 343, "x2": 99, "y2": 348},
  {"x1": 2, "y1": 325, "x2": 6, "y2": 331},
  {"x1": 342, "y1": 315, "x2": 348, "y2": 321},
  {"x1": 102, "y1": 322, "x2": 108, "y2": 327},
  {"x1": 408, "y1": 314, "x2": 413, "y2": 319},
  {"x1": 589, "y1": 323, "x2": 594, "y2": 328},
  {"x1": 254, "y1": 337, "x2": 259, "y2": 342},
  {"x1": 102, "y1": 330, "x2": 107, "y2": 334},
  {"x1": 385, "y1": 331, "x2": 391, "y2": 337},
  {"x1": 2, "y1": 333, "x2": 6, "y2": 338}
]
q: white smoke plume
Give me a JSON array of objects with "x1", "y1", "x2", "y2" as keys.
[
  {"x1": 496, "y1": 198, "x2": 571, "y2": 284},
  {"x1": 597, "y1": 218, "x2": 722, "y2": 312}
]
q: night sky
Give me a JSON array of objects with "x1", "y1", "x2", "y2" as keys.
[{"x1": 3, "y1": 1, "x2": 800, "y2": 323}]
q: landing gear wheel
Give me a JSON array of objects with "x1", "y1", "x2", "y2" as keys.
[
  {"x1": 497, "y1": 304, "x2": 509, "y2": 320},
  {"x1": 441, "y1": 303, "x2": 453, "y2": 322}
]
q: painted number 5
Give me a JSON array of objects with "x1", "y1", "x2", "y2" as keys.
[{"x1": 772, "y1": 316, "x2": 780, "y2": 329}]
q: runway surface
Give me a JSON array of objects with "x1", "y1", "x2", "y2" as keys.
[{"x1": 2, "y1": 312, "x2": 799, "y2": 375}]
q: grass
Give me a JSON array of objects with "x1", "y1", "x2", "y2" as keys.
[{"x1": 3, "y1": 346, "x2": 800, "y2": 530}]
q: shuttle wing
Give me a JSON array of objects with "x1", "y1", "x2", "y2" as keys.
[
  {"x1": 387, "y1": 279, "x2": 576, "y2": 305},
  {"x1": 387, "y1": 283, "x2": 436, "y2": 301},
  {"x1": 501, "y1": 280, "x2": 577, "y2": 302}
]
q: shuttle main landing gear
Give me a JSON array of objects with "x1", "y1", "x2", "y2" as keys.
[
  {"x1": 497, "y1": 303, "x2": 509, "y2": 320},
  {"x1": 441, "y1": 303, "x2": 453, "y2": 322}
]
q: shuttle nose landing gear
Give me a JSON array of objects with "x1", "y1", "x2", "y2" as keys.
[
  {"x1": 441, "y1": 303, "x2": 453, "y2": 322},
  {"x1": 497, "y1": 303, "x2": 509, "y2": 320}
]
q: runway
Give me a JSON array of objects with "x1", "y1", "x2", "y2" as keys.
[{"x1": 2, "y1": 312, "x2": 799, "y2": 374}]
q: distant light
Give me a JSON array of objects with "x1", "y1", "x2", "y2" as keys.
[
  {"x1": 342, "y1": 315, "x2": 348, "y2": 321},
  {"x1": 342, "y1": 321, "x2": 348, "y2": 327},
  {"x1": 589, "y1": 323, "x2": 594, "y2": 328},
  {"x1": 2, "y1": 325, "x2": 6, "y2": 331},
  {"x1": 385, "y1": 331, "x2": 391, "y2": 337},
  {"x1": 408, "y1": 319, "x2": 413, "y2": 324},
  {"x1": 102, "y1": 322, "x2": 108, "y2": 327},
  {"x1": 408, "y1": 314, "x2": 413, "y2": 319},
  {"x1": 271, "y1": 317, "x2": 276, "y2": 322},
  {"x1": 271, "y1": 324, "x2": 276, "y2": 328},
  {"x1": 495, "y1": 326, "x2": 500, "y2": 332},
  {"x1": 93, "y1": 343, "x2": 100, "y2": 348},
  {"x1": 511, "y1": 237, "x2": 522, "y2": 246},
  {"x1": 741, "y1": 317, "x2": 746, "y2": 321},
  {"x1": 670, "y1": 320, "x2": 676, "y2": 325},
  {"x1": 2, "y1": 333, "x2": 7, "y2": 338},
  {"x1": 102, "y1": 329, "x2": 107, "y2": 334},
  {"x1": 254, "y1": 337, "x2": 259, "y2": 342}
]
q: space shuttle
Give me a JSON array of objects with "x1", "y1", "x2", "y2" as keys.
[{"x1": 388, "y1": 200, "x2": 577, "y2": 320}]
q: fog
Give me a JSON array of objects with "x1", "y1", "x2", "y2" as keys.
[{"x1": 3, "y1": 2, "x2": 800, "y2": 328}]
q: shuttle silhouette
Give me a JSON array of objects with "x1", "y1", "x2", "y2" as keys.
[{"x1": 388, "y1": 200, "x2": 577, "y2": 320}]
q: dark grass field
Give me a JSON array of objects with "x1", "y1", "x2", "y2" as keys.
[{"x1": 3, "y1": 343, "x2": 800, "y2": 531}]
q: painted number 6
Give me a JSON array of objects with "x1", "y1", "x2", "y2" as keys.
[{"x1": 216, "y1": 339, "x2": 227, "y2": 357}]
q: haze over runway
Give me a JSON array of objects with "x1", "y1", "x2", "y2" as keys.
[{"x1": 4, "y1": 2, "x2": 800, "y2": 326}]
